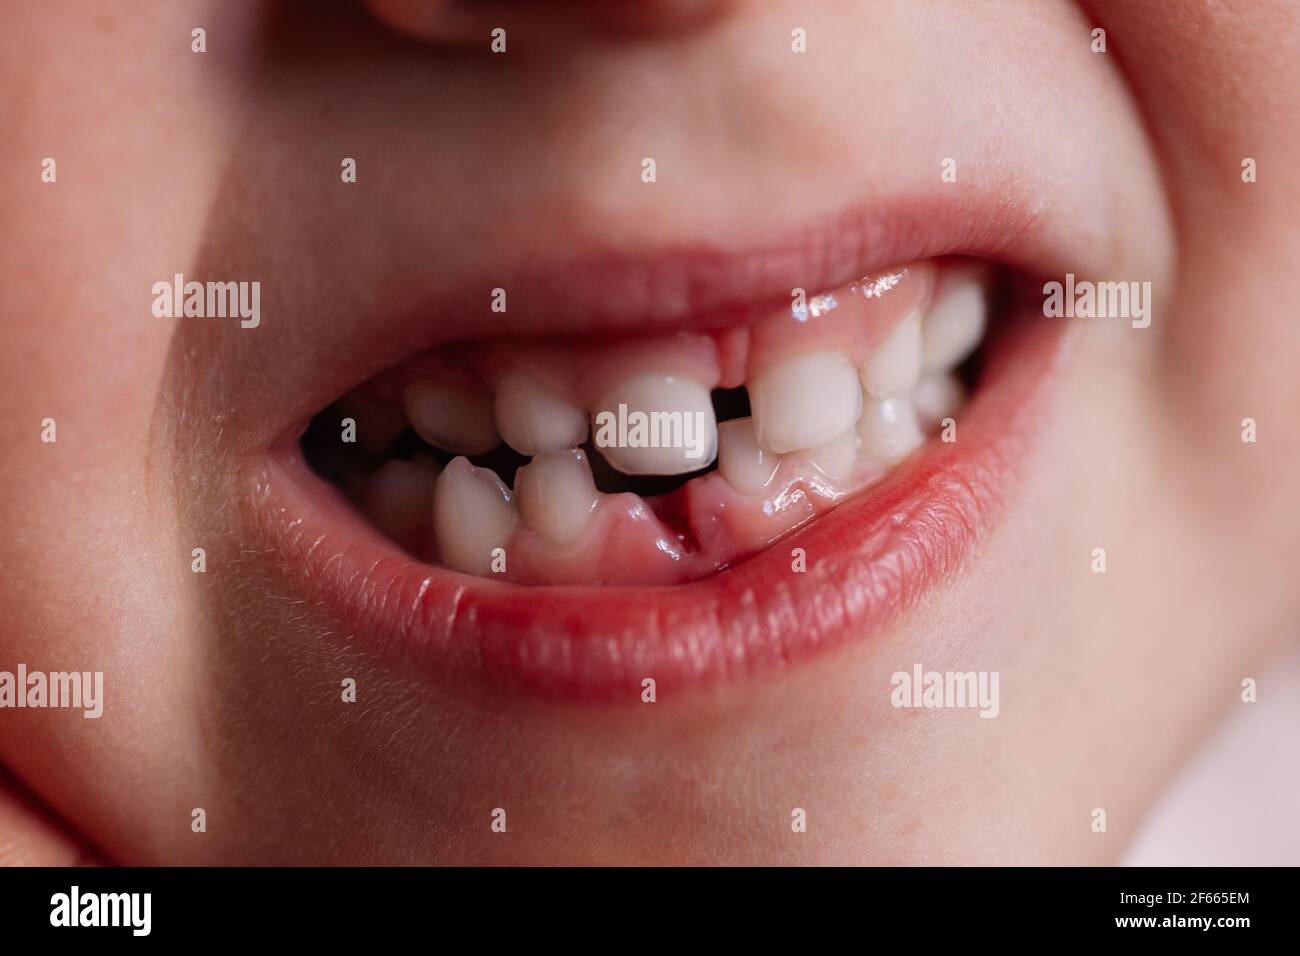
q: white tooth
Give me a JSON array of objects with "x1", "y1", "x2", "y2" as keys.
[
  {"x1": 856, "y1": 396, "x2": 924, "y2": 465},
  {"x1": 514, "y1": 449, "x2": 599, "y2": 546},
  {"x1": 591, "y1": 372, "x2": 717, "y2": 476},
  {"x1": 404, "y1": 380, "x2": 500, "y2": 456},
  {"x1": 911, "y1": 372, "x2": 965, "y2": 429},
  {"x1": 921, "y1": 273, "x2": 987, "y2": 372},
  {"x1": 860, "y1": 311, "x2": 922, "y2": 399},
  {"x1": 749, "y1": 351, "x2": 862, "y2": 454},
  {"x1": 433, "y1": 457, "x2": 516, "y2": 575},
  {"x1": 494, "y1": 374, "x2": 588, "y2": 456},
  {"x1": 797, "y1": 427, "x2": 859, "y2": 480},
  {"x1": 361, "y1": 458, "x2": 440, "y2": 547},
  {"x1": 717, "y1": 417, "x2": 781, "y2": 495}
]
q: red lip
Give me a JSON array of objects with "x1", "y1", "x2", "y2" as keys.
[
  {"x1": 255, "y1": 273, "x2": 1067, "y2": 700},
  {"x1": 240, "y1": 192, "x2": 1069, "y2": 454}
]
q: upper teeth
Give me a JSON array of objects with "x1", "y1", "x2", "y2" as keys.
[
  {"x1": 921, "y1": 268, "x2": 988, "y2": 373},
  {"x1": 748, "y1": 350, "x2": 863, "y2": 454},
  {"x1": 404, "y1": 380, "x2": 500, "y2": 456},
  {"x1": 493, "y1": 373, "x2": 588, "y2": 456},
  {"x1": 589, "y1": 371, "x2": 718, "y2": 476},
  {"x1": 860, "y1": 309, "x2": 923, "y2": 399}
]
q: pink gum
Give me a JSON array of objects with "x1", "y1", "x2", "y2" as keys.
[
  {"x1": 368, "y1": 260, "x2": 934, "y2": 407},
  {"x1": 445, "y1": 451, "x2": 896, "y2": 587}
]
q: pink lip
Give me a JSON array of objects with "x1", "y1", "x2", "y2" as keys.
[{"x1": 255, "y1": 274, "x2": 1068, "y2": 700}]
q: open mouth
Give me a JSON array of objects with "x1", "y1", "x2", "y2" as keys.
[
  {"x1": 303, "y1": 257, "x2": 995, "y2": 585},
  {"x1": 252, "y1": 204, "x2": 1071, "y2": 700}
]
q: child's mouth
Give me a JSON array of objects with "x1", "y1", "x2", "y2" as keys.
[
  {"x1": 300, "y1": 258, "x2": 996, "y2": 586},
  {"x1": 250, "y1": 202, "x2": 1071, "y2": 700}
]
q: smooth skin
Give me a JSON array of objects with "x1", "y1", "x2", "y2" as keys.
[{"x1": 0, "y1": 0, "x2": 1297, "y2": 864}]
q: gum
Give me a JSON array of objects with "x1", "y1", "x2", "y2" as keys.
[
  {"x1": 450, "y1": 492, "x2": 693, "y2": 586},
  {"x1": 365, "y1": 260, "x2": 934, "y2": 419},
  {"x1": 744, "y1": 260, "x2": 933, "y2": 380},
  {"x1": 441, "y1": 448, "x2": 897, "y2": 586}
]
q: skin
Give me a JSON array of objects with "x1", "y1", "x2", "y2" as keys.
[{"x1": 0, "y1": 0, "x2": 1297, "y2": 865}]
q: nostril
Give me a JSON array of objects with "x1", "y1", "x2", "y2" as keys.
[{"x1": 362, "y1": 0, "x2": 736, "y2": 48}]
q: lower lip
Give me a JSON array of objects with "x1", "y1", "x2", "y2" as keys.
[{"x1": 258, "y1": 305, "x2": 1067, "y2": 702}]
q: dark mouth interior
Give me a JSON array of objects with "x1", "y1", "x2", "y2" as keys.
[{"x1": 301, "y1": 384, "x2": 749, "y2": 502}]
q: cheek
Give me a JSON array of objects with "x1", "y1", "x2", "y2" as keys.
[
  {"x1": 1149, "y1": 224, "x2": 1300, "y2": 615},
  {"x1": 1085, "y1": 0, "x2": 1300, "y2": 583},
  {"x1": 0, "y1": 0, "x2": 268, "y2": 862}
]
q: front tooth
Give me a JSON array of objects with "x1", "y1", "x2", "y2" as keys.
[
  {"x1": 749, "y1": 351, "x2": 861, "y2": 454},
  {"x1": 717, "y1": 417, "x2": 780, "y2": 495},
  {"x1": 404, "y1": 380, "x2": 500, "y2": 456},
  {"x1": 856, "y1": 395, "x2": 924, "y2": 465},
  {"x1": 361, "y1": 458, "x2": 440, "y2": 548},
  {"x1": 921, "y1": 272, "x2": 987, "y2": 372},
  {"x1": 797, "y1": 427, "x2": 858, "y2": 480},
  {"x1": 860, "y1": 311, "x2": 923, "y2": 399},
  {"x1": 514, "y1": 448, "x2": 599, "y2": 546},
  {"x1": 911, "y1": 372, "x2": 965, "y2": 429},
  {"x1": 494, "y1": 374, "x2": 588, "y2": 456},
  {"x1": 434, "y1": 457, "x2": 516, "y2": 575},
  {"x1": 591, "y1": 372, "x2": 717, "y2": 475}
]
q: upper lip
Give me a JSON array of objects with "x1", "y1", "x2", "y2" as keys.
[
  {"x1": 242, "y1": 190, "x2": 1072, "y2": 456},
  {"x1": 241, "y1": 192, "x2": 1074, "y2": 701}
]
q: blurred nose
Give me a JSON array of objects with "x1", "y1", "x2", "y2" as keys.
[{"x1": 362, "y1": 0, "x2": 736, "y2": 46}]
